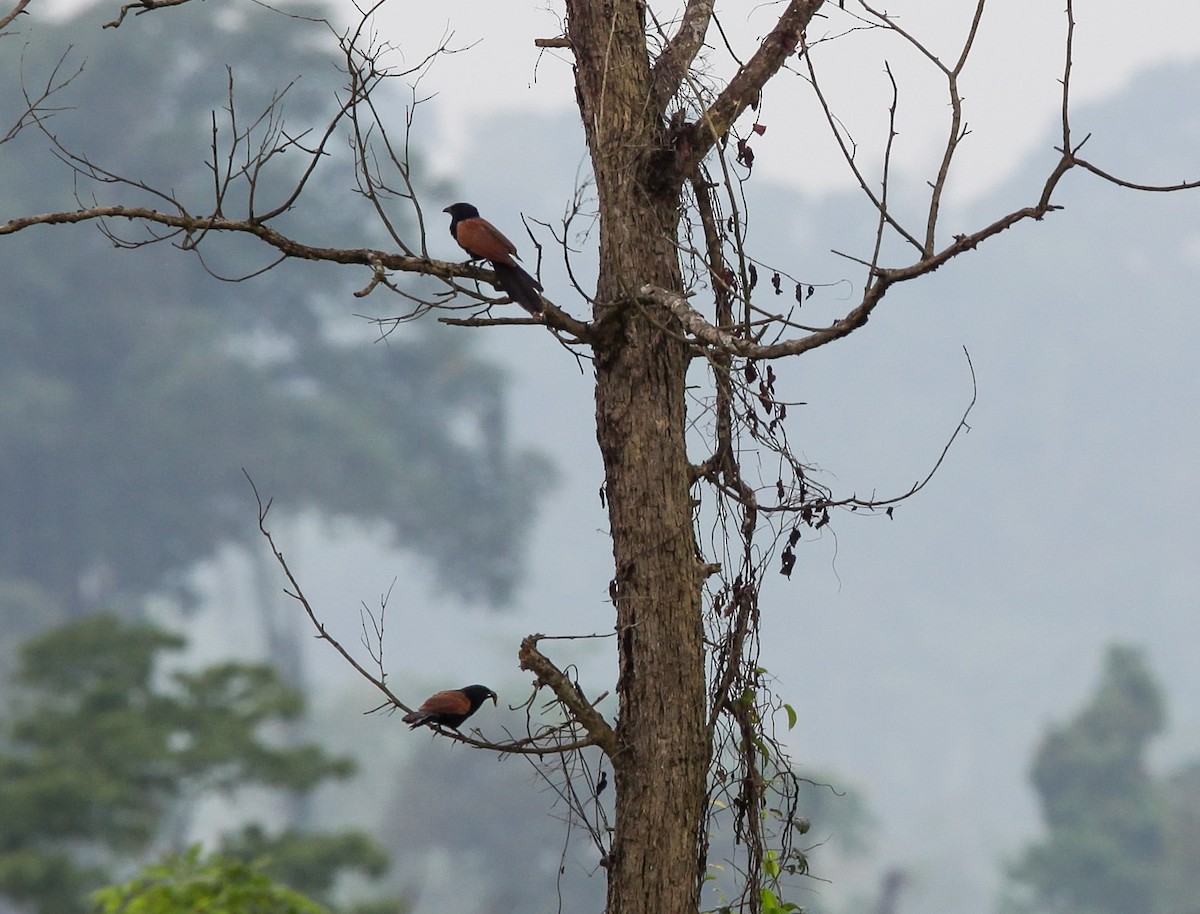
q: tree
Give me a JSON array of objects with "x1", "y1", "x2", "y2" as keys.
[
  {"x1": 1004, "y1": 646, "x2": 1200, "y2": 914},
  {"x1": 91, "y1": 847, "x2": 327, "y2": 914},
  {"x1": 1159, "y1": 762, "x2": 1200, "y2": 914},
  {"x1": 3, "y1": 2, "x2": 1198, "y2": 914},
  {"x1": 0, "y1": 615, "x2": 392, "y2": 914},
  {"x1": 1004, "y1": 646, "x2": 1166, "y2": 914}
]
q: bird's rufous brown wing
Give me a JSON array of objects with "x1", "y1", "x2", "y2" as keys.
[
  {"x1": 417, "y1": 689, "x2": 471, "y2": 716},
  {"x1": 454, "y1": 217, "x2": 519, "y2": 264}
]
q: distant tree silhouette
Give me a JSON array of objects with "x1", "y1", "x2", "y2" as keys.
[
  {"x1": 0, "y1": 1, "x2": 546, "y2": 626},
  {"x1": 1001, "y1": 645, "x2": 1200, "y2": 914}
]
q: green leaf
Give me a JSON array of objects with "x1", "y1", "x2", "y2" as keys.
[{"x1": 763, "y1": 850, "x2": 780, "y2": 879}]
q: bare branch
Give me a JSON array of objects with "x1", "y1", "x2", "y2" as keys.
[
  {"x1": 439, "y1": 314, "x2": 545, "y2": 328},
  {"x1": 1060, "y1": 0, "x2": 1075, "y2": 152},
  {"x1": 103, "y1": 0, "x2": 196, "y2": 30},
  {"x1": 4, "y1": 46, "x2": 85, "y2": 147},
  {"x1": 799, "y1": 31, "x2": 924, "y2": 254},
  {"x1": 831, "y1": 346, "x2": 978, "y2": 511},
  {"x1": 244, "y1": 470, "x2": 407, "y2": 716},
  {"x1": 897, "y1": 0, "x2": 989, "y2": 254},
  {"x1": 520, "y1": 634, "x2": 620, "y2": 759},
  {"x1": 0, "y1": 0, "x2": 31, "y2": 32},
  {"x1": 1051, "y1": 3, "x2": 1198, "y2": 192},
  {"x1": 639, "y1": 187, "x2": 1063, "y2": 360},
  {"x1": 4, "y1": 33, "x2": 598, "y2": 338},
  {"x1": 681, "y1": 1, "x2": 823, "y2": 171},
  {"x1": 0, "y1": 200, "x2": 594, "y2": 341},
  {"x1": 852, "y1": 0, "x2": 990, "y2": 254},
  {"x1": 649, "y1": 0, "x2": 715, "y2": 115},
  {"x1": 0, "y1": 202, "x2": 439, "y2": 267},
  {"x1": 870, "y1": 62, "x2": 900, "y2": 270},
  {"x1": 1067, "y1": 157, "x2": 1200, "y2": 193}
]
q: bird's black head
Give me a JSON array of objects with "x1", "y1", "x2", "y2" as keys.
[
  {"x1": 443, "y1": 202, "x2": 480, "y2": 228},
  {"x1": 460, "y1": 684, "x2": 498, "y2": 712}
]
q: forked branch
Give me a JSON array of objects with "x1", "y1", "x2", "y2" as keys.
[
  {"x1": 520, "y1": 634, "x2": 620, "y2": 758},
  {"x1": 680, "y1": 1, "x2": 823, "y2": 172},
  {"x1": 104, "y1": 0, "x2": 202, "y2": 29},
  {"x1": 649, "y1": 0, "x2": 716, "y2": 114},
  {"x1": 0, "y1": 0, "x2": 31, "y2": 33}
]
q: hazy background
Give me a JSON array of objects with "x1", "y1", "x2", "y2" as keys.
[{"x1": 7, "y1": 2, "x2": 1200, "y2": 913}]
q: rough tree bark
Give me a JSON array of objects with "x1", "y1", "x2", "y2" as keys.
[
  {"x1": 566, "y1": 3, "x2": 819, "y2": 913},
  {"x1": 567, "y1": 3, "x2": 708, "y2": 909}
]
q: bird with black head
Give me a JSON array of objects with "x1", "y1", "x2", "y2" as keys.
[
  {"x1": 402, "y1": 684, "x2": 498, "y2": 730},
  {"x1": 443, "y1": 202, "x2": 544, "y2": 316}
]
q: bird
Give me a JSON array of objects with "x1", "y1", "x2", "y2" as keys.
[
  {"x1": 443, "y1": 202, "x2": 544, "y2": 316},
  {"x1": 402, "y1": 684, "x2": 498, "y2": 730}
]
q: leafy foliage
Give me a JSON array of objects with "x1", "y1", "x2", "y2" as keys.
[
  {"x1": 0, "y1": 615, "x2": 386, "y2": 914},
  {"x1": 91, "y1": 847, "x2": 327, "y2": 914}
]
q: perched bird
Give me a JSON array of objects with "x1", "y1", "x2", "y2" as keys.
[
  {"x1": 402, "y1": 684, "x2": 498, "y2": 730},
  {"x1": 443, "y1": 202, "x2": 544, "y2": 316}
]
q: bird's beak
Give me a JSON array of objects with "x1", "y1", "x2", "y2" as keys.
[
  {"x1": 490, "y1": 692, "x2": 498, "y2": 706},
  {"x1": 442, "y1": 205, "x2": 452, "y2": 213}
]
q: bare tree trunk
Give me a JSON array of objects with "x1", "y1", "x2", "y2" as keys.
[
  {"x1": 567, "y1": 3, "x2": 711, "y2": 912},
  {"x1": 594, "y1": 289, "x2": 710, "y2": 914}
]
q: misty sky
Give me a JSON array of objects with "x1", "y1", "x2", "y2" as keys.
[{"x1": 359, "y1": 1, "x2": 1200, "y2": 201}]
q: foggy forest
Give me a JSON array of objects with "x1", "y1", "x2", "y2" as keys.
[{"x1": 2, "y1": 2, "x2": 1198, "y2": 914}]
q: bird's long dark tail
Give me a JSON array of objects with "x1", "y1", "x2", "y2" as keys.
[
  {"x1": 492, "y1": 261, "x2": 544, "y2": 316},
  {"x1": 402, "y1": 711, "x2": 431, "y2": 729}
]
